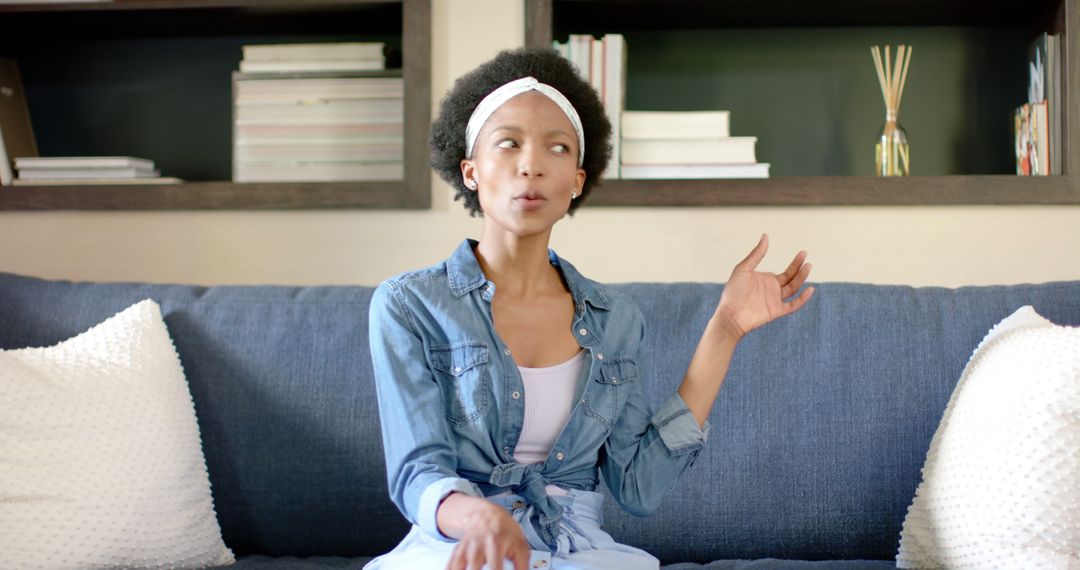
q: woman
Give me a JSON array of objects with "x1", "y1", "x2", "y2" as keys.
[{"x1": 366, "y1": 47, "x2": 814, "y2": 570}]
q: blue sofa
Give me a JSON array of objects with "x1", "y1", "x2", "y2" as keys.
[{"x1": 3, "y1": 270, "x2": 1078, "y2": 569}]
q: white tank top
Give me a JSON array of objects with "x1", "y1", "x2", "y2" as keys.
[{"x1": 495, "y1": 349, "x2": 586, "y2": 498}]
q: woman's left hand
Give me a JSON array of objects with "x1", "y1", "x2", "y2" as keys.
[{"x1": 714, "y1": 233, "x2": 814, "y2": 339}]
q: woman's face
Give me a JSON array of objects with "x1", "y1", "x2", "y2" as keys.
[{"x1": 461, "y1": 90, "x2": 586, "y2": 240}]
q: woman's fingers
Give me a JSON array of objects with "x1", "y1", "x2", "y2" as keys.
[
  {"x1": 777, "y1": 250, "x2": 807, "y2": 285},
  {"x1": 780, "y1": 261, "x2": 812, "y2": 299},
  {"x1": 484, "y1": 539, "x2": 501, "y2": 570},
  {"x1": 782, "y1": 285, "x2": 815, "y2": 315},
  {"x1": 512, "y1": 545, "x2": 530, "y2": 570},
  {"x1": 734, "y1": 233, "x2": 769, "y2": 273},
  {"x1": 446, "y1": 544, "x2": 465, "y2": 570}
]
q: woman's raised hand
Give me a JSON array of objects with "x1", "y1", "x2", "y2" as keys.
[
  {"x1": 446, "y1": 501, "x2": 530, "y2": 570},
  {"x1": 714, "y1": 234, "x2": 814, "y2": 339}
]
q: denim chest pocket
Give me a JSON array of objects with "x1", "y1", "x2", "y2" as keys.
[
  {"x1": 583, "y1": 357, "x2": 638, "y2": 429},
  {"x1": 430, "y1": 343, "x2": 490, "y2": 426}
]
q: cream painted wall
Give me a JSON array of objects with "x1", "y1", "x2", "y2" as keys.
[{"x1": 0, "y1": 0, "x2": 1077, "y2": 287}]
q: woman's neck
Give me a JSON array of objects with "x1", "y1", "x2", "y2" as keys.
[{"x1": 473, "y1": 231, "x2": 565, "y2": 297}]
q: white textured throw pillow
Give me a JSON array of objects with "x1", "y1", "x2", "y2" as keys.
[
  {"x1": 0, "y1": 299, "x2": 235, "y2": 569},
  {"x1": 897, "y1": 305, "x2": 1080, "y2": 568}
]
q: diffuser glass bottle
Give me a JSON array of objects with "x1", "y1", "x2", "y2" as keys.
[
  {"x1": 871, "y1": 45, "x2": 912, "y2": 177},
  {"x1": 876, "y1": 110, "x2": 909, "y2": 176}
]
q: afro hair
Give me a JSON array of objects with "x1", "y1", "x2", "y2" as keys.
[{"x1": 429, "y1": 47, "x2": 612, "y2": 217}]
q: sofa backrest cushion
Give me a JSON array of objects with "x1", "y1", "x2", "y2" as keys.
[
  {"x1": 2, "y1": 272, "x2": 1079, "y2": 562},
  {"x1": 0, "y1": 274, "x2": 402, "y2": 557},
  {"x1": 604, "y1": 281, "x2": 1080, "y2": 563}
]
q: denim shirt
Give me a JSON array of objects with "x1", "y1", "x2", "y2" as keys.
[{"x1": 369, "y1": 239, "x2": 711, "y2": 550}]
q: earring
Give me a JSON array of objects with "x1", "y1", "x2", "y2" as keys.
[
  {"x1": 570, "y1": 191, "x2": 578, "y2": 199},
  {"x1": 467, "y1": 180, "x2": 477, "y2": 190}
]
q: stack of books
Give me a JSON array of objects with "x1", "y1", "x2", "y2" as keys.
[
  {"x1": 1014, "y1": 32, "x2": 1061, "y2": 176},
  {"x1": 12, "y1": 156, "x2": 180, "y2": 185},
  {"x1": 239, "y1": 42, "x2": 388, "y2": 74},
  {"x1": 619, "y1": 111, "x2": 769, "y2": 179},
  {"x1": 554, "y1": 34, "x2": 767, "y2": 179},
  {"x1": 553, "y1": 34, "x2": 625, "y2": 179},
  {"x1": 233, "y1": 42, "x2": 404, "y2": 182}
]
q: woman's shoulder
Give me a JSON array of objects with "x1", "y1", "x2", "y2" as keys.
[
  {"x1": 379, "y1": 262, "x2": 450, "y2": 290},
  {"x1": 554, "y1": 255, "x2": 642, "y2": 320}
]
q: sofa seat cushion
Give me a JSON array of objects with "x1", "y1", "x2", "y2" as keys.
[{"x1": 225, "y1": 557, "x2": 896, "y2": 569}]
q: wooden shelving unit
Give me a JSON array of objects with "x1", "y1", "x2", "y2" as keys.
[
  {"x1": 0, "y1": 0, "x2": 431, "y2": 211},
  {"x1": 526, "y1": 0, "x2": 1080, "y2": 206}
]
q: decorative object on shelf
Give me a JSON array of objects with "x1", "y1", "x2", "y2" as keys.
[
  {"x1": 870, "y1": 44, "x2": 912, "y2": 177},
  {"x1": 1014, "y1": 33, "x2": 1060, "y2": 176}
]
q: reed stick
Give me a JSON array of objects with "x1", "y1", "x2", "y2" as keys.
[
  {"x1": 870, "y1": 44, "x2": 913, "y2": 114},
  {"x1": 897, "y1": 46, "x2": 913, "y2": 111}
]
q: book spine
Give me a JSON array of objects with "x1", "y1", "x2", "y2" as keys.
[{"x1": 0, "y1": 124, "x2": 12, "y2": 186}]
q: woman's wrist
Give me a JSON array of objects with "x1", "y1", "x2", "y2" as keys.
[
  {"x1": 709, "y1": 306, "x2": 746, "y2": 343},
  {"x1": 437, "y1": 492, "x2": 498, "y2": 539}
]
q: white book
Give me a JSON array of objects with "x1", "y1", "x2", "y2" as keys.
[
  {"x1": 589, "y1": 35, "x2": 603, "y2": 99},
  {"x1": 235, "y1": 98, "x2": 403, "y2": 122},
  {"x1": 243, "y1": 42, "x2": 385, "y2": 62},
  {"x1": 235, "y1": 102, "x2": 406, "y2": 126},
  {"x1": 236, "y1": 135, "x2": 403, "y2": 146},
  {"x1": 235, "y1": 144, "x2": 403, "y2": 163},
  {"x1": 602, "y1": 34, "x2": 626, "y2": 179},
  {"x1": 0, "y1": 124, "x2": 12, "y2": 186},
  {"x1": 239, "y1": 60, "x2": 385, "y2": 73},
  {"x1": 235, "y1": 162, "x2": 403, "y2": 182},
  {"x1": 13, "y1": 177, "x2": 182, "y2": 186},
  {"x1": 15, "y1": 156, "x2": 155, "y2": 170},
  {"x1": 622, "y1": 111, "x2": 731, "y2": 139},
  {"x1": 235, "y1": 136, "x2": 405, "y2": 147},
  {"x1": 568, "y1": 34, "x2": 592, "y2": 82},
  {"x1": 622, "y1": 137, "x2": 757, "y2": 164},
  {"x1": 621, "y1": 163, "x2": 770, "y2": 179},
  {"x1": 552, "y1": 40, "x2": 569, "y2": 60},
  {"x1": 235, "y1": 125, "x2": 404, "y2": 143},
  {"x1": 18, "y1": 168, "x2": 160, "y2": 180},
  {"x1": 235, "y1": 80, "x2": 404, "y2": 103}
]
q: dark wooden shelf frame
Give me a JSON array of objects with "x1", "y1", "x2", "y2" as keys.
[
  {"x1": 525, "y1": 0, "x2": 1080, "y2": 206},
  {"x1": 0, "y1": 0, "x2": 431, "y2": 211}
]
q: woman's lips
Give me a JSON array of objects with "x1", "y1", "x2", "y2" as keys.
[{"x1": 513, "y1": 192, "x2": 547, "y2": 210}]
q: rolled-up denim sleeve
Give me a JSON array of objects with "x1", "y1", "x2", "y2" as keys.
[
  {"x1": 598, "y1": 306, "x2": 710, "y2": 517},
  {"x1": 369, "y1": 281, "x2": 482, "y2": 542}
]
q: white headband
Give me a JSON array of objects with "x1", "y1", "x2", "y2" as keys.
[{"x1": 464, "y1": 76, "x2": 585, "y2": 167}]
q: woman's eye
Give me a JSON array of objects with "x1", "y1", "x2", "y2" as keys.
[
  {"x1": 497, "y1": 139, "x2": 517, "y2": 149},
  {"x1": 552, "y1": 144, "x2": 570, "y2": 153}
]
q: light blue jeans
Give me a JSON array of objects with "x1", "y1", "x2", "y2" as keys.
[{"x1": 363, "y1": 488, "x2": 660, "y2": 570}]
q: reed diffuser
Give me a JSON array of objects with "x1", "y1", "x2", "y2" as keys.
[{"x1": 871, "y1": 45, "x2": 912, "y2": 176}]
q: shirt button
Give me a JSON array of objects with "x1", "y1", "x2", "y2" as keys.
[
  {"x1": 454, "y1": 366, "x2": 462, "y2": 373},
  {"x1": 512, "y1": 391, "x2": 521, "y2": 399},
  {"x1": 578, "y1": 328, "x2": 588, "y2": 336},
  {"x1": 555, "y1": 451, "x2": 565, "y2": 461},
  {"x1": 612, "y1": 376, "x2": 618, "y2": 383},
  {"x1": 596, "y1": 353, "x2": 604, "y2": 360},
  {"x1": 503, "y1": 446, "x2": 511, "y2": 455},
  {"x1": 503, "y1": 348, "x2": 511, "y2": 356}
]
